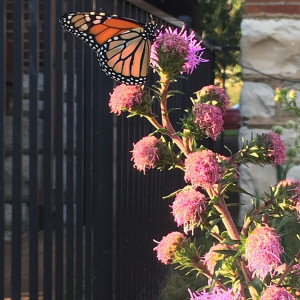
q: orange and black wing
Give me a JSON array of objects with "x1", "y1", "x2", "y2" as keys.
[{"x1": 59, "y1": 12, "x2": 157, "y2": 85}]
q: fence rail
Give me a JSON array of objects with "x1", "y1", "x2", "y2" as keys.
[{"x1": 0, "y1": 0, "x2": 215, "y2": 299}]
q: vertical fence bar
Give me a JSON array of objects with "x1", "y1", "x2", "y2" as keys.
[
  {"x1": 11, "y1": 0, "x2": 23, "y2": 298},
  {"x1": 0, "y1": 0, "x2": 6, "y2": 298},
  {"x1": 66, "y1": 16, "x2": 75, "y2": 300},
  {"x1": 55, "y1": 1, "x2": 64, "y2": 299},
  {"x1": 43, "y1": 0, "x2": 54, "y2": 298},
  {"x1": 75, "y1": 2, "x2": 84, "y2": 300},
  {"x1": 75, "y1": 41, "x2": 84, "y2": 300},
  {"x1": 83, "y1": 2, "x2": 93, "y2": 298},
  {"x1": 66, "y1": 1, "x2": 75, "y2": 299},
  {"x1": 29, "y1": 0, "x2": 39, "y2": 298}
]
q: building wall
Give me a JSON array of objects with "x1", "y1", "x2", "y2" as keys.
[{"x1": 238, "y1": 0, "x2": 300, "y2": 224}]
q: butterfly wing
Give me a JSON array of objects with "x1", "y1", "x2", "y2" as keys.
[{"x1": 59, "y1": 12, "x2": 156, "y2": 85}]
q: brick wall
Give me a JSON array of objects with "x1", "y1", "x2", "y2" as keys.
[{"x1": 244, "y1": 0, "x2": 300, "y2": 16}]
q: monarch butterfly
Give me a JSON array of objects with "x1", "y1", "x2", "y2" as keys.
[{"x1": 59, "y1": 12, "x2": 157, "y2": 85}]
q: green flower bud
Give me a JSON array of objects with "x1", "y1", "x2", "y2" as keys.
[
  {"x1": 286, "y1": 146, "x2": 297, "y2": 158},
  {"x1": 272, "y1": 126, "x2": 284, "y2": 135},
  {"x1": 286, "y1": 120, "x2": 295, "y2": 129}
]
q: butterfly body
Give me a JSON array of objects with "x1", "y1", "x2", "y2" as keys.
[{"x1": 59, "y1": 12, "x2": 157, "y2": 85}]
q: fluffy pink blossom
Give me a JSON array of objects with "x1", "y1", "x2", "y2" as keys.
[
  {"x1": 193, "y1": 103, "x2": 224, "y2": 140},
  {"x1": 184, "y1": 150, "x2": 222, "y2": 189},
  {"x1": 260, "y1": 286, "x2": 295, "y2": 300},
  {"x1": 109, "y1": 84, "x2": 142, "y2": 115},
  {"x1": 202, "y1": 243, "x2": 227, "y2": 274},
  {"x1": 292, "y1": 262, "x2": 300, "y2": 274},
  {"x1": 296, "y1": 199, "x2": 300, "y2": 222},
  {"x1": 172, "y1": 188, "x2": 206, "y2": 234},
  {"x1": 131, "y1": 136, "x2": 159, "y2": 174},
  {"x1": 150, "y1": 26, "x2": 207, "y2": 75},
  {"x1": 245, "y1": 226, "x2": 284, "y2": 280},
  {"x1": 261, "y1": 132, "x2": 285, "y2": 165},
  {"x1": 276, "y1": 179, "x2": 300, "y2": 221},
  {"x1": 194, "y1": 85, "x2": 230, "y2": 113},
  {"x1": 153, "y1": 231, "x2": 186, "y2": 265},
  {"x1": 188, "y1": 287, "x2": 239, "y2": 300}
]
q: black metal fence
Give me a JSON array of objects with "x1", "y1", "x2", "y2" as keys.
[{"x1": 0, "y1": 0, "x2": 215, "y2": 299}]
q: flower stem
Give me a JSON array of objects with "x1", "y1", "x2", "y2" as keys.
[
  {"x1": 159, "y1": 74, "x2": 189, "y2": 156},
  {"x1": 278, "y1": 250, "x2": 300, "y2": 286}
]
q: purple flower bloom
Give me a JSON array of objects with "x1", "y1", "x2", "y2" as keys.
[
  {"x1": 172, "y1": 188, "x2": 206, "y2": 234},
  {"x1": 245, "y1": 226, "x2": 284, "y2": 280},
  {"x1": 260, "y1": 132, "x2": 285, "y2": 165},
  {"x1": 184, "y1": 150, "x2": 222, "y2": 189},
  {"x1": 260, "y1": 286, "x2": 295, "y2": 300},
  {"x1": 153, "y1": 231, "x2": 186, "y2": 265},
  {"x1": 193, "y1": 85, "x2": 230, "y2": 113},
  {"x1": 109, "y1": 84, "x2": 142, "y2": 115},
  {"x1": 193, "y1": 103, "x2": 224, "y2": 140},
  {"x1": 131, "y1": 136, "x2": 160, "y2": 174},
  {"x1": 151, "y1": 26, "x2": 207, "y2": 75},
  {"x1": 202, "y1": 243, "x2": 228, "y2": 274},
  {"x1": 188, "y1": 287, "x2": 239, "y2": 300}
]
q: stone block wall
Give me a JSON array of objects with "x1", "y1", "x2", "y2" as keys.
[{"x1": 238, "y1": 0, "x2": 300, "y2": 225}]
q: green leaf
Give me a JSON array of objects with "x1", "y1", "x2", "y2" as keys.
[
  {"x1": 226, "y1": 203, "x2": 240, "y2": 207},
  {"x1": 213, "y1": 249, "x2": 238, "y2": 256},
  {"x1": 209, "y1": 218, "x2": 222, "y2": 226},
  {"x1": 221, "y1": 237, "x2": 241, "y2": 245},
  {"x1": 152, "y1": 128, "x2": 167, "y2": 135},
  {"x1": 209, "y1": 260, "x2": 223, "y2": 292},
  {"x1": 167, "y1": 89, "x2": 185, "y2": 95},
  {"x1": 227, "y1": 185, "x2": 254, "y2": 196},
  {"x1": 249, "y1": 277, "x2": 263, "y2": 294}
]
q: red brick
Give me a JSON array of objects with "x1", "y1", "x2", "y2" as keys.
[
  {"x1": 244, "y1": 4, "x2": 263, "y2": 14},
  {"x1": 263, "y1": 4, "x2": 300, "y2": 14},
  {"x1": 246, "y1": 0, "x2": 280, "y2": 2}
]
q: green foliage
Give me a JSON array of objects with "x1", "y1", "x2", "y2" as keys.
[{"x1": 194, "y1": 0, "x2": 244, "y2": 81}]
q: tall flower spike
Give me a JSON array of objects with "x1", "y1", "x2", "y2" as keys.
[
  {"x1": 150, "y1": 25, "x2": 207, "y2": 76},
  {"x1": 245, "y1": 226, "x2": 284, "y2": 280}
]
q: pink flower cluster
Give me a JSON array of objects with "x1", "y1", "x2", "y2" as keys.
[
  {"x1": 194, "y1": 85, "x2": 230, "y2": 113},
  {"x1": 188, "y1": 287, "x2": 238, "y2": 300},
  {"x1": 153, "y1": 231, "x2": 186, "y2": 265},
  {"x1": 131, "y1": 136, "x2": 159, "y2": 174},
  {"x1": 109, "y1": 84, "x2": 142, "y2": 115},
  {"x1": 172, "y1": 188, "x2": 206, "y2": 234},
  {"x1": 276, "y1": 179, "x2": 300, "y2": 221},
  {"x1": 150, "y1": 26, "x2": 207, "y2": 74},
  {"x1": 184, "y1": 150, "x2": 222, "y2": 189},
  {"x1": 245, "y1": 226, "x2": 283, "y2": 280},
  {"x1": 202, "y1": 243, "x2": 227, "y2": 274},
  {"x1": 193, "y1": 103, "x2": 224, "y2": 140},
  {"x1": 261, "y1": 132, "x2": 285, "y2": 165},
  {"x1": 260, "y1": 286, "x2": 295, "y2": 300}
]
